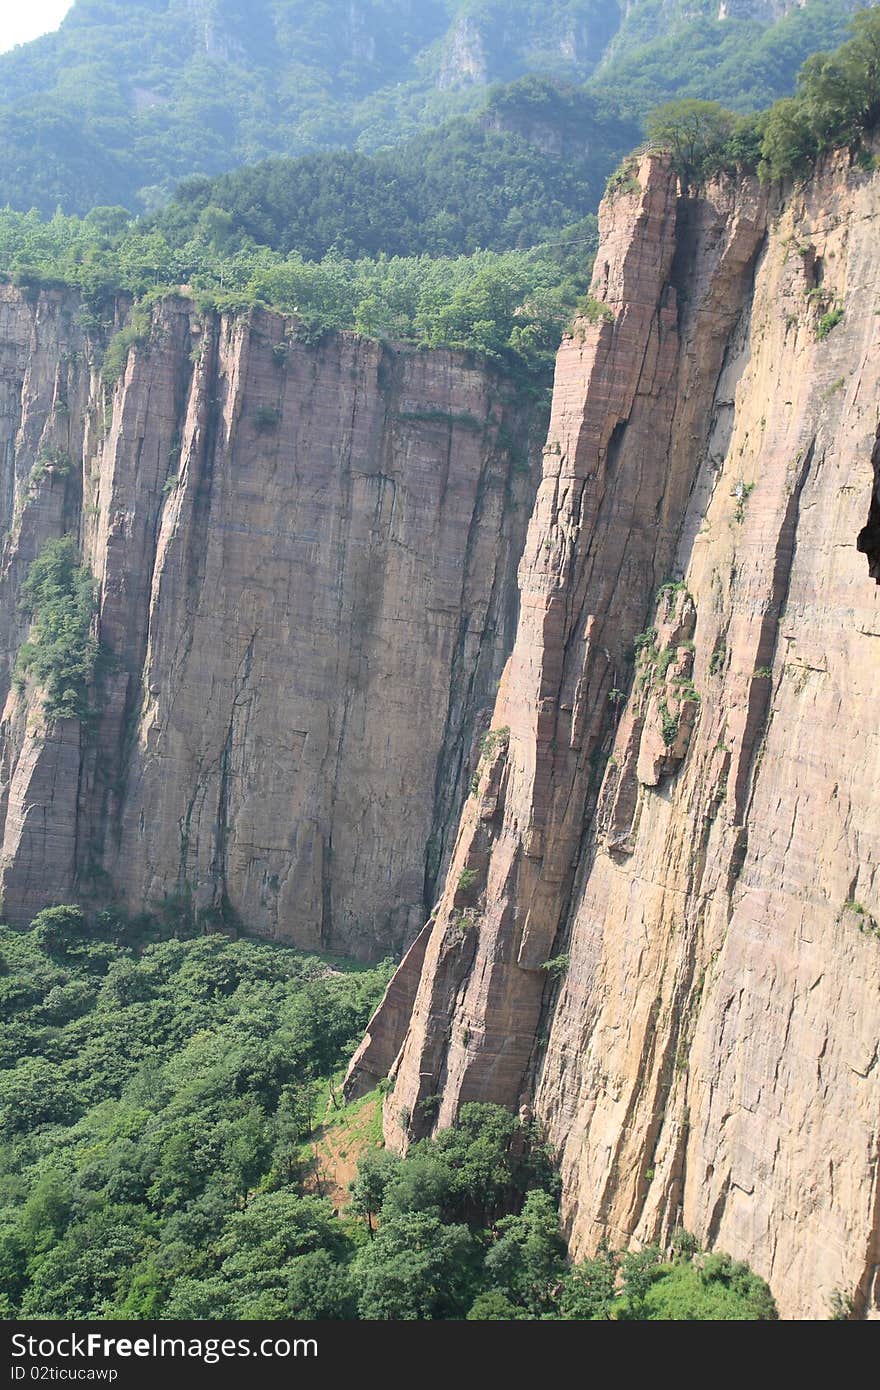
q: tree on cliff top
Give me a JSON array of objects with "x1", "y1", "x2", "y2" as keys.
[{"x1": 646, "y1": 99, "x2": 737, "y2": 179}]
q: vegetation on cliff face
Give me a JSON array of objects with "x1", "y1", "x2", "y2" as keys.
[
  {"x1": 13, "y1": 538, "x2": 99, "y2": 722},
  {"x1": 0, "y1": 0, "x2": 850, "y2": 216},
  {"x1": 0, "y1": 906, "x2": 777, "y2": 1320}
]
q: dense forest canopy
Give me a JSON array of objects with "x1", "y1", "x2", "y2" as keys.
[
  {"x1": 0, "y1": 907, "x2": 778, "y2": 1320},
  {"x1": 0, "y1": 0, "x2": 859, "y2": 214},
  {"x1": 0, "y1": 210, "x2": 597, "y2": 379},
  {"x1": 150, "y1": 82, "x2": 637, "y2": 260}
]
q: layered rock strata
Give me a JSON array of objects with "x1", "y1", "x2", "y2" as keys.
[
  {"x1": 352, "y1": 149, "x2": 880, "y2": 1318},
  {"x1": 0, "y1": 293, "x2": 539, "y2": 954}
]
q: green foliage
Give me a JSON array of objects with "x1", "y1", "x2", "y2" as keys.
[
  {"x1": 353, "y1": 1210, "x2": 480, "y2": 1319},
  {"x1": 605, "y1": 158, "x2": 641, "y2": 198},
  {"x1": 655, "y1": 646, "x2": 679, "y2": 680},
  {"x1": 556, "y1": 1245, "x2": 618, "y2": 1320},
  {"x1": 842, "y1": 898, "x2": 880, "y2": 937},
  {"x1": 0, "y1": 3, "x2": 637, "y2": 217},
  {"x1": 816, "y1": 302, "x2": 844, "y2": 338},
  {"x1": 13, "y1": 537, "x2": 99, "y2": 721},
  {"x1": 478, "y1": 726, "x2": 510, "y2": 759},
  {"x1": 734, "y1": 480, "x2": 756, "y2": 522},
  {"x1": 348, "y1": 1150, "x2": 402, "y2": 1233},
  {"x1": 467, "y1": 1289, "x2": 530, "y2": 1319},
  {"x1": 646, "y1": 99, "x2": 739, "y2": 180},
  {"x1": 0, "y1": 0, "x2": 854, "y2": 220},
  {"x1": 573, "y1": 293, "x2": 615, "y2": 325},
  {"x1": 0, "y1": 208, "x2": 593, "y2": 380},
  {"x1": 592, "y1": 0, "x2": 856, "y2": 120},
  {"x1": 29, "y1": 447, "x2": 72, "y2": 489},
  {"x1": 0, "y1": 918, "x2": 780, "y2": 1326},
  {"x1": 709, "y1": 642, "x2": 727, "y2": 677},
  {"x1": 618, "y1": 1250, "x2": 779, "y2": 1321},
  {"x1": 483, "y1": 1190, "x2": 567, "y2": 1315},
  {"x1": 540, "y1": 954, "x2": 570, "y2": 978},
  {"x1": 829, "y1": 1287, "x2": 856, "y2": 1319},
  {"x1": 29, "y1": 906, "x2": 89, "y2": 961},
  {"x1": 470, "y1": 724, "x2": 511, "y2": 794},
  {"x1": 640, "y1": 11, "x2": 880, "y2": 186},
  {"x1": 154, "y1": 94, "x2": 620, "y2": 262},
  {"x1": 102, "y1": 301, "x2": 153, "y2": 386},
  {"x1": 760, "y1": 7, "x2": 880, "y2": 180},
  {"x1": 659, "y1": 701, "x2": 679, "y2": 748},
  {"x1": 0, "y1": 911, "x2": 391, "y2": 1318},
  {"x1": 618, "y1": 1244, "x2": 664, "y2": 1317}
]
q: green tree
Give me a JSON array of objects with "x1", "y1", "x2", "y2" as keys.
[
  {"x1": 631, "y1": 1251, "x2": 778, "y2": 1320},
  {"x1": 760, "y1": 96, "x2": 817, "y2": 180},
  {"x1": 618, "y1": 1244, "x2": 663, "y2": 1318},
  {"x1": 29, "y1": 904, "x2": 88, "y2": 959},
  {"x1": 556, "y1": 1245, "x2": 619, "y2": 1320},
  {"x1": 349, "y1": 1149, "x2": 402, "y2": 1234},
  {"x1": 483, "y1": 1190, "x2": 567, "y2": 1315},
  {"x1": 467, "y1": 1289, "x2": 531, "y2": 1319},
  {"x1": 287, "y1": 1250, "x2": 357, "y2": 1319},
  {"x1": 353, "y1": 1211, "x2": 480, "y2": 1320},
  {"x1": 646, "y1": 99, "x2": 736, "y2": 180}
]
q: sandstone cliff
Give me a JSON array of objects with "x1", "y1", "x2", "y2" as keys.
[
  {"x1": 350, "y1": 148, "x2": 880, "y2": 1318},
  {"x1": 0, "y1": 293, "x2": 539, "y2": 955}
]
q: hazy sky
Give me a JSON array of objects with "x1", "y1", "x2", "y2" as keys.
[{"x1": 0, "y1": 1, "x2": 74, "y2": 54}]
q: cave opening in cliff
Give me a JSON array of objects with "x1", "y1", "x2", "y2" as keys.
[{"x1": 856, "y1": 428, "x2": 880, "y2": 583}]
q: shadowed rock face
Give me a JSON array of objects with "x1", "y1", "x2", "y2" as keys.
[
  {"x1": 354, "y1": 148, "x2": 880, "y2": 1318},
  {"x1": 0, "y1": 297, "x2": 540, "y2": 956},
  {"x1": 857, "y1": 427, "x2": 880, "y2": 582}
]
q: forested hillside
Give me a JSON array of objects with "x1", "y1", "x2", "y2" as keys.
[
  {"x1": 0, "y1": 0, "x2": 857, "y2": 214},
  {"x1": 0, "y1": 908, "x2": 777, "y2": 1319}
]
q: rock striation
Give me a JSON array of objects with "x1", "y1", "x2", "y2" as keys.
[
  {"x1": 352, "y1": 148, "x2": 880, "y2": 1318},
  {"x1": 0, "y1": 294, "x2": 540, "y2": 955}
]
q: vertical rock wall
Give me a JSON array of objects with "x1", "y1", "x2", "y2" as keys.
[
  {"x1": 0, "y1": 292, "x2": 540, "y2": 956},
  {"x1": 358, "y1": 150, "x2": 880, "y2": 1317}
]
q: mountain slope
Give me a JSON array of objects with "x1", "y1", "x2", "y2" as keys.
[{"x1": 0, "y1": 0, "x2": 858, "y2": 214}]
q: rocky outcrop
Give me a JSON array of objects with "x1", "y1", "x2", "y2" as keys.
[
  {"x1": 0, "y1": 292, "x2": 540, "y2": 955},
  {"x1": 355, "y1": 148, "x2": 880, "y2": 1318}
]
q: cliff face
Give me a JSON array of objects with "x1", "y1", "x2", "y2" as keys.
[
  {"x1": 0, "y1": 292, "x2": 539, "y2": 956},
  {"x1": 352, "y1": 150, "x2": 880, "y2": 1317}
]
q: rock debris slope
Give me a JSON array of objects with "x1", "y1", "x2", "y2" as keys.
[
  {"x1": 349, "y1": 149, "x2": 880, "y2": 1319},
  {"x1": 0, "y1": 297, "x2": 539, "y2": 955}
]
